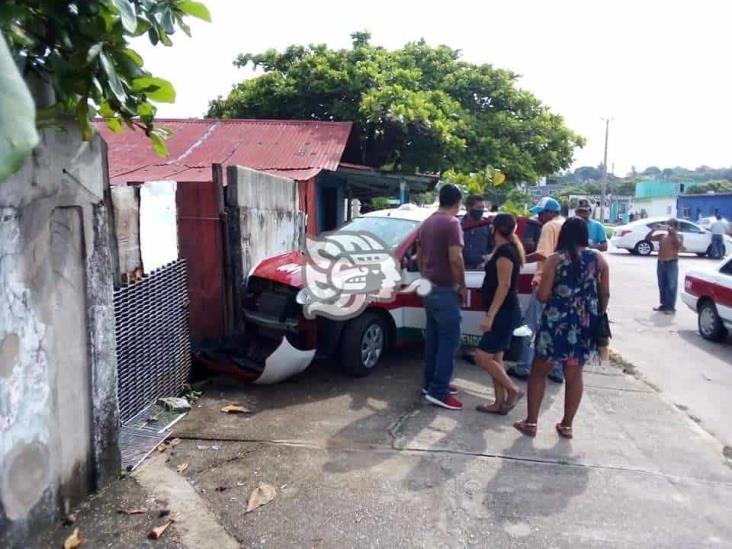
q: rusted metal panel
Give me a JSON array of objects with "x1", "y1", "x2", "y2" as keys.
[
  {"x1": 176, "y1": 178, "x2": 226, "y2": 342},
  {"x1": 98, "y1": 119, "x2": 352, "y2": 185},
  {"x1": 110, "y1": 185, "x2": 142, "y2": 277}
]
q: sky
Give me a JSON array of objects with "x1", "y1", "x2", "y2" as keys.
[{"x1": 135, "y1": 0, "x2": 732, "y2": 176}]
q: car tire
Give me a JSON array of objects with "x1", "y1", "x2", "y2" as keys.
[
  {"x1": 634, "y1": 240, "x2": 653, "y2": 256},
  {"x1": 698, "y1": 300, "x2": 728, "y2": 342},
  {"x1": 339, "y1": 312, "x2": 387, "y2": 377},
  {"x1": 697, "y1": 252, "x2": 708, "y2": 258}
]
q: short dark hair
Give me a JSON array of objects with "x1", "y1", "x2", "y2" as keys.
[
  {"x1": 465, "y1": 194, "x2": 484, "y2": 209},
  {"x1": 439, "y1": 184, "x2": 463, "y2": 208}
]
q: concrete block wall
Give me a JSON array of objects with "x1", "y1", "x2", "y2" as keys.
[{"x1": 0, "y1": 121, "x2": 120, "y2": 547}]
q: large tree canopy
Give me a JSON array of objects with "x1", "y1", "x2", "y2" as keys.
[{"x1": 209, "y1": 32, "x2": 585, "y2": 182}]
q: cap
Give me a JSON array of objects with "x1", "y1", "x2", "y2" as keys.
[
  {"x1": 529, "y1": 197, "x2": 561, "y2": 215},
  {"x1": 575, "y1": 198, "x2": 592, "y2": 212}
]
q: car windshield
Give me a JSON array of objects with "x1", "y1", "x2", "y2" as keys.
[{"x1": 336, "y1": 216, "x2": 420, "y2": 250}]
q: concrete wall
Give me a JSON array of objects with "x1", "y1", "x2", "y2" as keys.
[
  {"x1": 631, "y1": 197, "x2": 676, "y2": 218},
  {"x1": 225, "y1": 166, "x2": 304, "y2": 330},
  {"x1": 0, "y1": 120, "x2": 119, "y2": 546}
]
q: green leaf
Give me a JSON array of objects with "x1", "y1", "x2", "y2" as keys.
[
  {"x1": 99, "y1": 52, "x2": 127, "y2": 104},
  {"x1": 0, "y1": 33, "x2": 40, "y2": 182},
  {"x1": 179, "y1": 1, "x2": 212, "y2": 22},
  {"x1": 112, "y1": 0, "x2": 138, "y2": 33},
  {"x1": 87, "y1": 43, "x2": 103, "y2": 63},
  {"x1": 149, "y1": 129, "x2": 169, "y2": 156},
  {"x1": 106, "y1": 117, "x2": 124, "y2": 133},
  {"x1": 138, "y1": 101, "x2": 156, "y2": 118},
  {"x1": 131, "y1": 76, "x2": 176, "y2": 103},
  {"x1": 76, "y1": 100, "x2": 93, "y2": 141},
  {"x1": 121, "y1": 48, "x2": 144, "y2": 66}
]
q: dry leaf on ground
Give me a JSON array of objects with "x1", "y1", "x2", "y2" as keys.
[
  {"x1": 176, "y1": 463, "x2": 189, "y2": 474},
  {"x1": 221, "y1": 404, "x2": 251, "y2": 414},
  {"x1": 64, "y1": 528, "x2": 84, "y2": 549},
  {"x1": 148, "y1": 520, "x2": 173, "y2": 540},
  {"x1": 246, "y1": 482, "x2": 277, "y2": 513},
  {"x1": 117, "y1": 507, "x2": 147, "y2": 515}
]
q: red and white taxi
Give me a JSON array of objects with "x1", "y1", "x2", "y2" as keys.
[
  {"x1": 682, "y1": 257, "x2": 732, "y2": 342},
  {"x1": 217, "y1": 205, "x2": 539, "y2": 383}
]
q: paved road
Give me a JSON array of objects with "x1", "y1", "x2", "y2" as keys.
[{"x1": 607, "y1": 248, "x2": 732, "y2": 449}]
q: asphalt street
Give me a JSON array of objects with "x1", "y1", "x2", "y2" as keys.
[{"x1": 606, "y1": 247, "x2": 732, "y2": 450}]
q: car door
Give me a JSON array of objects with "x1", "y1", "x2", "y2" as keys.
[
  {"x1": 678, "y1": 221, "x2": 709, "y2": 253},
  {"x1": 713, "y1": 258, "x2": 732, "y2": 323}
]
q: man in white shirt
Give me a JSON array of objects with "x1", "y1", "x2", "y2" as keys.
[{"x1": 710, "y1": 214, "x2": 728, "y2": 259}]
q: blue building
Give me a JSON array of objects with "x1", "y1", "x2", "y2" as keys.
[{"x1": 677, "y1": 193, "x2": 732, "y2": 221}]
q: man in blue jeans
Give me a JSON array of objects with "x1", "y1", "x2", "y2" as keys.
[
  {"x1": 507, "y1": 197, "x2": 565, "y2": 384},
  {"x1": 417, "y1": 184, "x2": 466, "y2": 410}
]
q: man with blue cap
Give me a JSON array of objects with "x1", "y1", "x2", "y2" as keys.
[{"x1": 507, "y1": 197, "x2": 566, "y2": 383}]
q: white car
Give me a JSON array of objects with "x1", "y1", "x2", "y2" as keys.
[
  {"x1": 682, "y1": 257, "x2": 732, "y2": 342},
  {"x1": 610, "y1": 216, "x2": 732, "y2": 257}
]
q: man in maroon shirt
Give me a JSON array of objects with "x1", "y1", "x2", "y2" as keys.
[{"x1": 417, "y1": 184, "x2": 466, "y2": 410}]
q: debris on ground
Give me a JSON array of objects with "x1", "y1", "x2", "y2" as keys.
[
  {"x1": 215, "y1": 485, "x2": 228, "y2": 492},
  {"x1": 63, "y1": 528, "x2": 84, "y2": 549},
  {"x1": 156, "y1": 437, "x2": 181, "y2": 453},
  {"x1": 159, "y1": 509, "x2": 171, "y2": 518},
  {"x1": 117, "y1": 507, "x2": 147, "y2": 515},
  {"x1": 176, "y1": 462, "x2": 189, "y2": 474},
  {"x1": 62, "y1": 513, "x2": 77, "y2": 526},
  {"x1": 182, "y1": 383, "x2": 204, "y2": 403},
  {"x1": 157, "y1": 397, "x2": 191, "y2": 412},
  {"x1": 221, "y1": 403, "x2": 251, "y2": 414},
  {"x1": 148, "y1": 520, "x2": 173, "y2": 540},
  {"x1": 246, "y1": 482, "x2": 277, "y2": 513}
]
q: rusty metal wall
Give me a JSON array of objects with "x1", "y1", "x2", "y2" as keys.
[
  {"x1": 176, "y1": 177, "x2": 226, "y2": 342},
  {"x1": 114, "y1": 259, "x2": 191, "y2": 423}
]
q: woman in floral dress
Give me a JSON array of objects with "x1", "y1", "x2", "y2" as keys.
[{"x1": 514, "y1": 217, "x2": 610, "y2": 438}]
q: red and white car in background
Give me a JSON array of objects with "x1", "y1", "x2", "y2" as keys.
[
  {"x1": 682, "y1": 257, "x2": 732, "y2": 342},
  {"x1": 204, "y1": 205, "x2": 540, "y2": 383}
]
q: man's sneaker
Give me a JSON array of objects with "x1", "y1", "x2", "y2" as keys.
[
  {"x1": 422, "y1": 384, "x2": 459, "y2": 396},
  {"x1": 506, "y1": 367, "x2": 529, "y2": 381},
  {"x1": 424, "y1": 393, "x2": 463, "y2": 410},
  {"x1": 653, "y1": 306, "x2": 668, "y2": 312}
]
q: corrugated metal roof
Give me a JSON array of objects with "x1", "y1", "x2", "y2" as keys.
[{"x1": 97, "y1": 119, "x2": 353, "y2": 185}]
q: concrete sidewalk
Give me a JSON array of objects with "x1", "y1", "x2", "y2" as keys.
[{"x1": 44, "y1": 352, "x2": 732, "y2": 548}]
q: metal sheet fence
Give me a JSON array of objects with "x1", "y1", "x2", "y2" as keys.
[{"x1": 114, "y1": 259, "x2": 191, "y2": 423}]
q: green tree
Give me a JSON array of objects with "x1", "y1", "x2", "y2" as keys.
[
  {"x1": 0, "y1": 0, "x2": 210, "y2": 161},
  {"x1": 685, "y1": 180, "x2": 732, "y2": 194},
  {"x1": 209, "y1": 32, "x2": 585, "y2": 182}
]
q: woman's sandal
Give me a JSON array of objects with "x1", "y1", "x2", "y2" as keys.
[
  {"x1": 556, "y1": 423, "x2": 573, "y2": 439},
  {"x1": 513, "y1": 420, "x2": 537, "y2": 437},
  {"x1": 476, "y1": 403, "x2": 508, "y2": 416},
  {"x1": 503, "y1": 390, "x2": 524, "y2": 414}
]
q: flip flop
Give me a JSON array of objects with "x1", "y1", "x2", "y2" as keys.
[
  {"x1": 476, "y1": 403, "x2": 508, "y2": 416},
  {"x1": 513, "y1": 420, "x2": 537, "y2": 437},
  {"x1": 556, "y1": 423, "x2": 573, "y2": 439},
  {"x1": 503, "y1": 390, "x2": 524, "y2": 414}
]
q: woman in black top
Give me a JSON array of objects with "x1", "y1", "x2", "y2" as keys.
[{"x1": 475, "y1": 214, "x2": 526, "y2": 415}]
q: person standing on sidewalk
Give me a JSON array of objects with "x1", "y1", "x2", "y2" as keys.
[
  {"x1": 507, "y1": 197, "x2": 565, "y2": 384},
  {"x1": 417, "y1": 184, "x2": 466, "y2": 411},
  {"x1": 514, "y1": 218, "x2": 610, "y2": 439},
  {"x1": 575, "y1": 198, "x2": 608, "y2": 252},
  {"x1": 645, "y1": 219, "x2": 683, "y2": 314},
  {"x1": 475, "y1": 214, "x2": 525, "y2": 415},
  {"x1": 710, "y1": 214, "x2": 728, "y2": 259}
]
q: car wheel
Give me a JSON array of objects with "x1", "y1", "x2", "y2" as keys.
[
  {"x1": 634, "y1": 240, "x2": 653, "y2": 256},
  {"x1": 698, "y1": 300, "x2": 728, "y2": 342},
  {"x1": 339, "y1": 312, "x2": 387, "y2": 377}
]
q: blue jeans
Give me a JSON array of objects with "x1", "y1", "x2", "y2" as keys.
[
  {"x1": 514, "y1": 290, "x2": 563, "y2": 380},
  {"x1": 423, "y1": 287, "x2": 462, "y2": 400},
  {"x1": 657, "y1": 260, "x2": 678, "y2": 311},
  {"x1": 712, "y1": 234, "x2": 725, "y2": 259}
]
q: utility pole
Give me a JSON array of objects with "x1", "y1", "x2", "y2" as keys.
[{"x1": 600, "y1": 118, "x2": 611, "y2": 222}]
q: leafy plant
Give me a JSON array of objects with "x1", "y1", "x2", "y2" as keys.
[
  {"x1": 209, "y1": 32, "x2": 585, "y2": 181},
  {"x1": 371, "y1": 196, "x2": 392, "y2": 210},
  {"x1": 0, "y1": 0, "x2": 210, "y2": 158}
]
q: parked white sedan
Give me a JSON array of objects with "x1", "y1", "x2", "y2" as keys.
[
  {"x1": 682, "y1": 257, "x2": 732, "y2": 342},
  {"x1": 611, "y1": 217, "x2": 732, "y2": 257}
]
